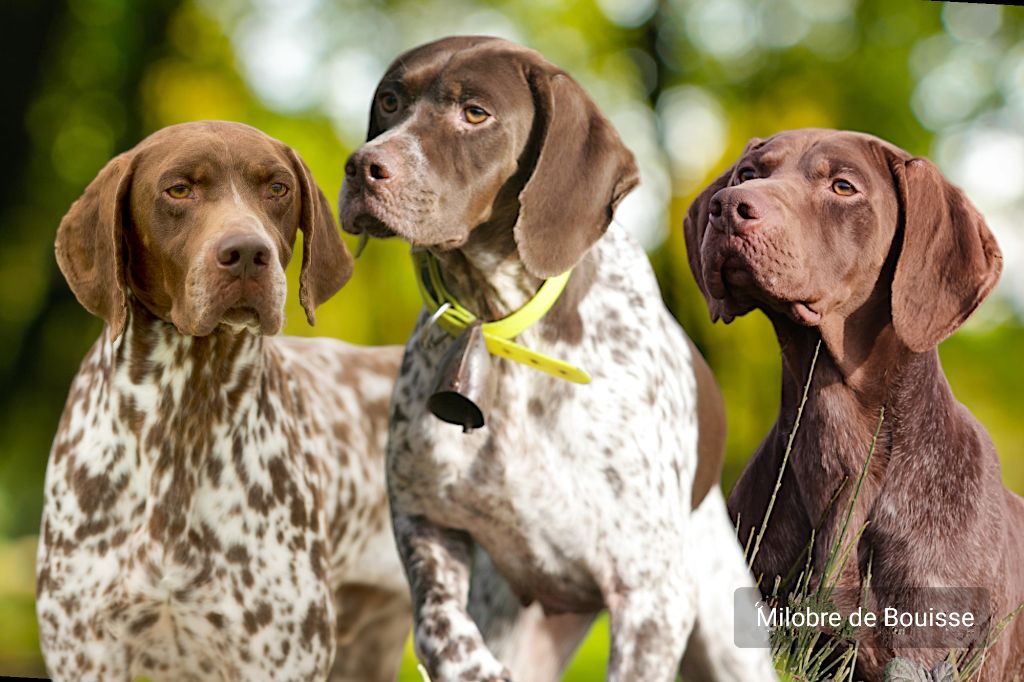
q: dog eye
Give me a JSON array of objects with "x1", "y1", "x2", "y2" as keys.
[
  {"x1": 166, "y1": 184, "x2": 192, "y2": 199},
  {"x1": 379, "y1": 92, "x2": 399, "y2": 114},
  {"x1": 268, "y1": 182, "x2": 288, "y2": 198},
  {"x1": 463, "y1": 106, "x2": 490, "y2": 124},
  {"x1": 737, "y1": 168, "x2": 756, "y2": 183},
  {"x1": 831, "y1": 179, "x2": 857, "y2": 196}
]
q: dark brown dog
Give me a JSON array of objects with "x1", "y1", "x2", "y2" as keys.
[{"x1": 685, "y1": 128, "x2": 1024, "y2": 681}]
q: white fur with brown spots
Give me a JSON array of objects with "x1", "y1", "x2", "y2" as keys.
[
  {"x1": 37, "y1": 121, "x2": 410, "y2": 682},
  {"x1": 339, "y1": 35, "x2": 777, "y2": 682}
]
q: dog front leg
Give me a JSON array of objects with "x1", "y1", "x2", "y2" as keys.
[
  {"x1": 606, "y1": 577, "x2": 695, "y2": 682},
  {"x1": 394, "y1": 514, "x2": 511, "y2": 682}
]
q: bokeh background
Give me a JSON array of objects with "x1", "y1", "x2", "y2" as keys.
[{"x1": 2, "y1": 0, "x2": 1023, "y2": 678}]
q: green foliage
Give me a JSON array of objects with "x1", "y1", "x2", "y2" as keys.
[{"x1": 3, "y1": 0, "x2": 1024, "y2": 677}]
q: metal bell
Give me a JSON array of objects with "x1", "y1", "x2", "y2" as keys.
[{"x1": 427, "y1": 321, "x2": 494, "y2": 432}]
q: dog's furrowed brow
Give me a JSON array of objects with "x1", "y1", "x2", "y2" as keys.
[
  {"x1": 800, "y1": 145, "x2": 872, "y2": 184},
  {"x1": 155, "y1": 154, "x2": 224, "y2": 185},
  {"x1": 440, "y1": 79, "x2": 496, "y2": 104},
  {"x1": 239, "y1": 161, "x2": 292, "y2": 184},
  {"x1": 156, "y1": 167, "x2": 209, "y2": 189},
  {"x1": 751, "y1": 150, "x2": 785, "y2": 174}
]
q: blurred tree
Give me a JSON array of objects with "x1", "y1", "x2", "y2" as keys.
[
  {"x1": 3, "y1": 0, "x2": 1024, "y2": 678},
  {"x1": 0, "y1": 0, "x2": 180, "y2": 540}
]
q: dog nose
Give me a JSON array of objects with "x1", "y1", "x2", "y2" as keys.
[
  {"x1": 344, "y1": 147, "x2": 398, "y2": 185},
  {"x1": 709, "y1": 188, "x2": 766, "y2": 234},
  {"x1": 217, "y1": 233, "x2": 270, "y2": 278}
]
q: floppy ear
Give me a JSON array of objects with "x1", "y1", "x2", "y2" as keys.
[
  {"x1": 513, "y1": 69, "x2": 639, "y2": 278},
  {"x1": 286, "y1": 147, "x2": 354, "y2": 325},
  {"x1": 889, "y1": 157, "x2": 1002, "y2": 352},
  {"x1": 55, "y1": 151, "x2": 134, "y2": 339},
  {"x1": 683, "y1": 164, "x2": 735, "y2": 323}
]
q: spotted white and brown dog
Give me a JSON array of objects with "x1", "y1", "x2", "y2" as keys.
[
  {"x1": 37, "y1": 121, "x2": 409, "y2": 681},
  {"x1": 339, "y1": 37, "x2": 776, "y2": 682}
]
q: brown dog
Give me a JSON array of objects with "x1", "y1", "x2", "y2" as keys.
[
  {"x1": 38, "y1": 121, "x2": 409, "y2": 681},
  {"x1": 684, "y1": 128, "x2": 1024, "y2": 680}
]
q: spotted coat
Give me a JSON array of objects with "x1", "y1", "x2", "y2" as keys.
[
  {"x1": 37, "y1": 119, "x2": 411, "y2": 682},
  {"x1": 337, "y1": 36, "x2": 776, "y2": 682},
  {"x1": 37, "y1": 305, "x2": 409, "y2": 681},
  {"x1": 387, "y1": 226, "x2": 777, "y2": 682}
]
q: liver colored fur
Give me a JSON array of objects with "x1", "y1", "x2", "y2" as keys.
[{"x1": 685, "y1": 128, "x2": 1024, "y2": 681}]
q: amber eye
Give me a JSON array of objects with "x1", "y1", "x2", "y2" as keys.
[
  {"x1": 268, "y1": 182, "x2": 288, "y2": 198},
  {"x1": 831, "y1": 179, "x2": 856, "y2": 196},
  {"x1": 463, "y1": 106, "x2": 490, "y2": 124},
  {"x1": 737, "y1": 168, "x2": 756, "y2": 183},
  {"x1": 166, "y1": 184, "x2": 191, "y2": 199},
  {"x1": 379, "y1": 92, "x2": 399, "y2": 114}
]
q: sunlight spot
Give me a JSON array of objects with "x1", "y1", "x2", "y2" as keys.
[
  {"x1": 686, "y1": 0, "x2": 757, "y2": 61},
  {"x1": 943, "y1": 2, "x2": 1002, "y2": 43},
  {"x1": 597, "y1": 0, "x2": 657, "y2": 29},
  {"x1": 658, "y1": 86, "x2": 728, "y2": 187}
]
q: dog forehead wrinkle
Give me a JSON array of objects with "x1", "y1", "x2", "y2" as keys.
[
  {"x1": 396, "y1": 41, "x2": 533, "y2": 101},
  {"x1": 807, "y1": 155, "x2": 832, "y2": 178},
  {"x1": 753, "y1": 151, "x2": 783, "y2": 172}
]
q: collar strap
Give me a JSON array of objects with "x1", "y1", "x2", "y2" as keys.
[{"x1": 413, "y1": 251, "x2": 591, "y2": 384}]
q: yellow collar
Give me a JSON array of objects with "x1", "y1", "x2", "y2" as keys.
[{"x1": 413, "y1": 251, "x2": 591, "y2": 384}]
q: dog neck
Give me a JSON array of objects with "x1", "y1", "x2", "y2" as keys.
[
  {"x1": 429, "y1": 219, "x2": 545, "y2": 321},
  {"x1": 100, "y1": 298, "x2": 268, "y2": 554},
  {"x1": 109, "y1": 299, "x2": 266, "y2": 422},
  {"x1": 769, "y1": 312, "x2": 967, "y2": 563}
]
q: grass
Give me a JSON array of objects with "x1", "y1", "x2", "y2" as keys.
[{"x1": 745, "y1": 342, "x2": 864, "y2": 681}]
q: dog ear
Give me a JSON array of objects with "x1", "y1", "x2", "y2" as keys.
[
  {"x1": 513, "y1": 68, "x2": 639, "y2": 278},
  {"x1": 682, "y1": 138, "x2": 762, "y2": 323},
  {"x1": 889, "y1": 157, "x2": 1002, "y2": 352},
  {"x1": 55, "y1": 151, "x2": 135, "y2": 339},
  {"x1": 286, "y1": 147, "x2": 354, "y2": 325}
]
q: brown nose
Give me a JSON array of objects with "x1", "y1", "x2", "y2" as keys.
[
  {"x1": 216, "y1": 233, "x2": 270, "y2": 278},
  {"x1": 344, "y1": 146, "x2": 399, "y2": 185},
  {"x1": 709, "y1": 187, "x2": 768, "y2": 234}
]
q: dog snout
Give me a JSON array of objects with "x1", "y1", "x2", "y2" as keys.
[
  {"x1": 216, "y1": 232, "x2": 271, "y2": 279},
  {"x1": 345, "y1": 146, "x2": 400, "y2": 186},
  {"x1": 709, "y1": 188, "x2": 769, "y2": 234}
]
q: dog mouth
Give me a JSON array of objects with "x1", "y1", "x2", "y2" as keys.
[
  {"x1": 707, "y1": 244, "x2": 822, "y2": 326},
  {"x1": 788, "y1": 301, "x2": 821, "y2": 325},
  {"x1": 220, "y1": 305, "x2": 261, "y2": 329},
  {"x1": 211, "y1": 283, "x2": 282, "y2": 334},
  {"x1": 339, "y1": 183, "x2": 401, "y2": 240},
  {"x1": 350, "y1": 213, "x2": 397, "y2": 239},
  {"x1": 720, "y1": 255, "x2": 755, "y2": 289}
]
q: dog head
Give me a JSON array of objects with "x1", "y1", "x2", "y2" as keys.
[
  {"x1": 56, "y1": 120, "x2": 352, "y2": 338},
  {"x1": 338, "y1": 35, "x2": 638, "y2": 278},
  {"x1": 684, "y1": 128, "x2": 1001, "y2": 352}
]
